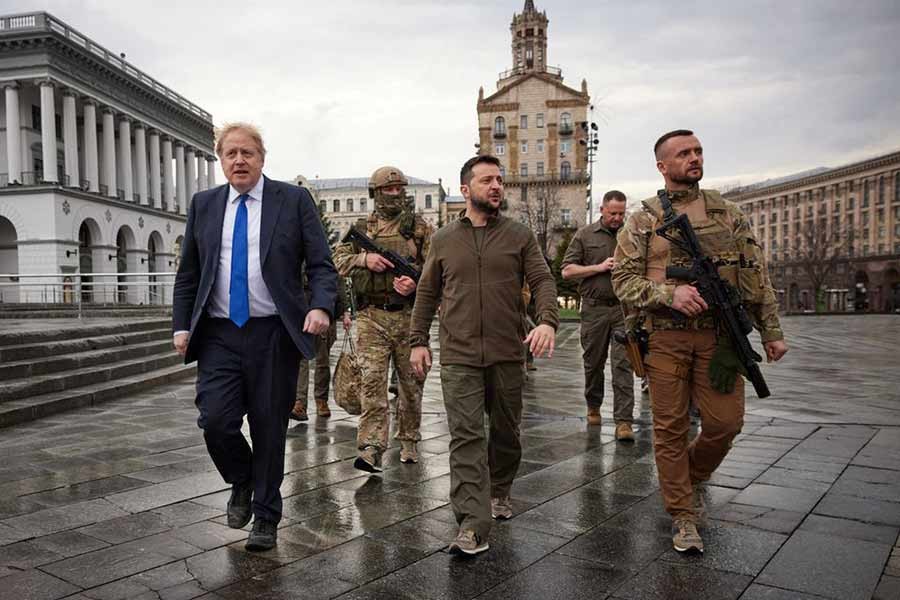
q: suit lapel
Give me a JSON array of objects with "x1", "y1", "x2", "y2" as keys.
[
  {"x1": 259, "y1": 176, "x2": 284, "y2": 265},
  {"x1": 209, "y1": 184, "x2": 229, "y2": 263}
]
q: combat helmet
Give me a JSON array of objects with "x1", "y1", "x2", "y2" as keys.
[{"x1": 368, "y1": 166, "x2": 408, "y2": 198}]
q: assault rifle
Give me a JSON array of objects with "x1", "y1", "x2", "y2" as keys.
[
  {"x1": 655, "y1": 190, "x2": 771, "y2": 398},
  {"x1": 342, "y1": 227, "x2": 420, "y2": 283}
]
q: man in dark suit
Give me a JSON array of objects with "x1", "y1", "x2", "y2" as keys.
[{"x1": 173, "y1": 122, "x2": 337, "y2": 551}]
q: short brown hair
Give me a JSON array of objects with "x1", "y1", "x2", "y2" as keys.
[
  {"x1": 460, "y1": 155, "x2": 501, "y2": 186},
  {"x1": 602, "y1": 190, "x2": 626, "y2": 204},
  {"x1": 653, "y1": 129, "x2": 693, "y2": 158},
  {"x1": 215, "y1": 122, "x2": 267, "y2": 157}
]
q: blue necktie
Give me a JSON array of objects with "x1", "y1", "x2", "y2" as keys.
[{"x1": 229, "y1": 194, "x2": 250, "y2": 327}]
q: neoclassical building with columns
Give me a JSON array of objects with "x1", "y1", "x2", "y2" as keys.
[{"x1": 0, "y1": 12, "x2": 216, "y2": 304}]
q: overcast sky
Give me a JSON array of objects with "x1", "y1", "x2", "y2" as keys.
[{"x1": 9, "y1": 0, "x2": 900, "y2": 210}]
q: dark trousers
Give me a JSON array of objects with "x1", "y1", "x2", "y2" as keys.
[
  {"x1": 195, "y1": 316, "x2": 301, "y2": 523},
  {"x1": 441, "y1": 362, "x2": 524, "y2": 540},
  {"x1": 580, "y1": 301, "x2": 635, "y2": 422}
]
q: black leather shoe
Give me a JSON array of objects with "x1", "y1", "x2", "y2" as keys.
[
  {"x1": 245, "y1": 518, "x2": 277, "y2": 551},
  {"x1": 226, "y1": 483, "x2": 252, "y2": 529}
]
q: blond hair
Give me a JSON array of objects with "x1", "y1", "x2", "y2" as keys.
[{"x1": 215, "y1": 122, "x2": 266, "y2": 157}]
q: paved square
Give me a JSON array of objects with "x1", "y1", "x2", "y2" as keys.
[{"x1": 0, "y1": 315, "x2": 898, "y2": 599}]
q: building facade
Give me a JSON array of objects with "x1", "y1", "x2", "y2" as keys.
[
  {"x1": 475, "y1": 0, "x2": 591, "y2": 256},
  {"x1": 294, "y1": 175, "x2": 445, "y2": 241},
  {"x1": 0, "y1": 12, "x2": 216, "y2": 304},
  {"x1": 724, "y1": 150, "x2": 900, "y2": 313}
]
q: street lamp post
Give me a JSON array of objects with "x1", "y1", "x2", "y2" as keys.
[{"x1": 580, "y1": 116, "x2": 599, "y2": 223}]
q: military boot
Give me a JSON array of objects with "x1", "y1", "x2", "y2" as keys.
[
  {"x1": 615, "y1": 422, "x2": 635, "y2": 442},
  {"x1": 399, "y1": 441, "x2": 419, "y2": 464},
  {"x1": 672, "y1": 518, "x2": 704, "y2": 554},
  {"x1": 354, "y1": 446, "x2": 383, "y2": 473},
  {"x1": 315, "y1": 399, "x2": 331, "y2": 418},
  {"x1": 587, "y1": 407, "x2": 602, "y2": 426}
]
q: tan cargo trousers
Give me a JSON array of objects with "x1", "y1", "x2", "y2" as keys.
[
  {"x1": 441, "y1": 362, "x2": 525, "y2": 540},
  {"x1": 644, "y1": 328, "x2": 744, "y2": 520}
]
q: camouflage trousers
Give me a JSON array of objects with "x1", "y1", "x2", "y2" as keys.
[
  {"x1": 296, "y1": 320, "x2": 337, "y2": 406},
  {"x1": 356, "y1": 306, "x2": 422, "y2": 452}
]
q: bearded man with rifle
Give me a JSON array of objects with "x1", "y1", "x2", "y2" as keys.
[{"x1": 612, "y1": 130, "x2": 788, "y2": 555}]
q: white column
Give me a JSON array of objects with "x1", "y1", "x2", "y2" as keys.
[
  {"x1": 162, "y1": 136, "x2": 175, "y2": 212},
  {"x1": 61, "y1": 90, "x2": 79, "y2": 187},
  {"x1": 101, "y1": 108, "x2": 117, "y2": 197},
  {"x1": 133, "y1": 123, "x2": 148, "y2": 205},
  {"x1": 196, "y1": 153, "x2": 207, "y2": 192},
  {"x1": 207, "y1": 156, "x2": 216, "y2": 188},
  {"x1": 185, "y1": 146, "x2": 197, "y2": 210},
  {"x1": 148, "y1": 130, "x2": 161, "y2": 209},
  {"x1": 39, "y1": 81, "x2": 58, "y2": 183},
  {"x1": 117, "y1": 117, "x2": 133, "y2": 201},
  {"x1": 83, "y1": 100, "x2": 99, "y2": 192},
  {"x1": 4, "y1": 83, "x2": 21, "y2": 184},
  {"x1": 175, "y1": 142, "x2": 186, "y2": 215}
]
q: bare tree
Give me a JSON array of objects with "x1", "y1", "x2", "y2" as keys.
[
  {"x1": 517, "y1": 184, "x2": 566, "y2": 258},
  {"x1": 787, "y1": 217, "x2": 858, "y2": 312}
]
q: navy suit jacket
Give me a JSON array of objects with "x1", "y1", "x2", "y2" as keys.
[{"x1": 172, "y1": 176, "x2": 338, "y2": 363}]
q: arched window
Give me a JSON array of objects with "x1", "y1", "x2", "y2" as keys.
[
  {"x1": 560, "y1": 112, "x2": 572, "y2": 127},
  {"x1": 560, "y1": 161, "x2": 571, "y2": 179},
  {"x1": 494, "y1": 116, "x2": 506, "y2": 137}
]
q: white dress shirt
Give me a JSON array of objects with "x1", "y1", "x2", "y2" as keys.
[{"x1": 207, "y1": 176, "x2": 278, "y2": 319}]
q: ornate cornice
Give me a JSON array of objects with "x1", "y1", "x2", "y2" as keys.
[
  {"x1": 477, "y1": 102, "x2": 520, "y2": 114},
  {"x1": 546, "y1": 99, "x2": 588, "y2": 109},
  {"x1": 0, "y1": 34, "x2": 213, "y2": 150}
]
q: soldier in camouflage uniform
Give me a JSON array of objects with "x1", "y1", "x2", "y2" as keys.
[
  {"x1": 332, "y1": 166, "x2": 433, "y2": 473},
  {"x1": 612, "y1": 130, "x2": 789, "y2": 554}
]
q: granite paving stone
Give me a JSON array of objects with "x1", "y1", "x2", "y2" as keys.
[
  {"x1": 0, "y1": 317, "x2": 898, "y2": 598},
  {"x1": 611, "y1": 560, "x2": 752, "y2": 600},
  {"x1": 0, "y1": 568, "x2": 81, "y2": 600},
  {"x1": 756, "y1": 530, "x2": 891, "y2": 599}
]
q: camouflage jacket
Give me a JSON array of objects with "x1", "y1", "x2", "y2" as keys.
[{"x1": 612, "y1": 187, "x2": 783, "y2": 343}]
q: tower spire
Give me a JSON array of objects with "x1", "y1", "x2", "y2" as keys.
[{"x1": 523, "y1": 0, "x2": 535, "y2": 12}]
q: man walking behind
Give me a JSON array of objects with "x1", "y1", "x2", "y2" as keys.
[
  {"x1": 410, "y1": 155, "x2": 558, "y2": 556},
  {"x1": 561, "y1": 190, "x2": 635, "y2": 440},
  {"x1": 612, "y1": 129, "x2": 788, "y2": 554}
]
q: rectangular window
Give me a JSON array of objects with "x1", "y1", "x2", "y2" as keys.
[
  {"x1": 360, "y1": 198, "x2": 367, "y2": 212},
  {"x1": 521, "y1": 141, "x2": 528, "y2": 154},
  {"x1": 345, "y1": 198, "x2": 352, "y2": 212},
  {"x1": 495, "y1": 143, "x2": 505, "y2": 156},
  {"x1": 536, "y1": 162, "x2": 544, "y2": 176},
  {"x1": 32, "y1": 105, "x2": 41, "y2": 130},
  {"x1": 425, "y1": 194, "x2": 432, "y2": 209},
  {"x1": 520, "y1": 163, "x2": 528, "y2": 177},
  {"x1": 332, "y1": 199, "x2": 340, "y2": 213},
  {"x1": 771, "y1": 212, "x2": 778, "y2": 223},
  {"x1": 520, "y1": 115, "x2": 528, "y2": 129},
  {"x1": 560, "y1": 140, "x2": 572, "y2": 153},
  {"x1": 561, "y1": 208, "x2": 572, "y2": 226},
  {"x1": 536, "y1": 113, "x2": 544, "y2": 127},
  {"x1": 760, "y1": 214, "x2": 766, "y2": 225},
  {"x1": 319, "y1": 200, "x2": 326, "y2": 213},
  {"x1": 537, "y1": 139, "x2": 544, "y2": 153},
  {"x1": 848, "y1": 197, "x2": 855, "y2": 210}
]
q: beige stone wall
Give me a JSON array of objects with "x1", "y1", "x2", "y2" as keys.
[{"x1": 724, "y1": 151, "x2": 900, "y2": 311}]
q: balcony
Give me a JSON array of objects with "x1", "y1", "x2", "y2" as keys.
[
  {"x1": 558, "y1": 123, "x2": 573, "y2": 136},
  {"x1": 497, "y1": 65, "x2": 562, "y2": 80},
  {"x1": 493, "y1": 129, "x2": 507, "y2": 140},
  {"x1": 503, "y1": 169, "x2": 588, "y2": 186}
]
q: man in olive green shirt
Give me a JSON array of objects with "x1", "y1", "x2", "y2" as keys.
[
  {"x1": 410, "y1": 155, "x2": 558, "y2": 556},
  {"x1": 562, "y1": 190, "x2": 634, "y2": 440}
]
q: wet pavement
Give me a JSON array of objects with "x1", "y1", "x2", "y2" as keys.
[{"x1": 0, "y1": 314, "x2": 898, "y2": 599}]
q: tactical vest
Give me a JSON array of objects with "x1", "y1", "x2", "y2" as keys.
[
  {"x1": 641, "y1": 189, "x2": 763, "y2": 330},
  {"x1": 350, "y1": 213, "x2": 427, "y2": 303}
]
